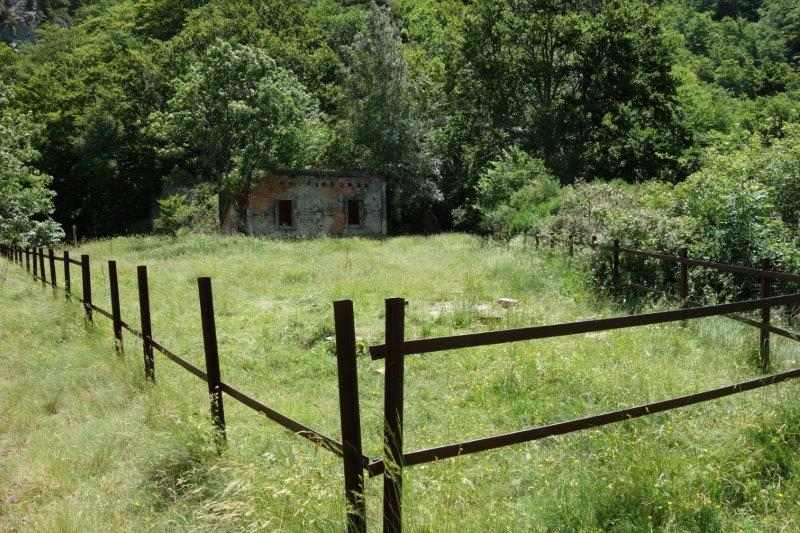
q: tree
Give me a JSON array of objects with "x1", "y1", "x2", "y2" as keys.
[
  {"x1": 448, "y1": 0, "x2": 685, "y2": 190},
  {"x1": 149, "y1": 40, "x2": 325, "y2": 231},
  {"x1": 335, "y1": 2, "x2": 440, "y2": 230},
  {"x1": 0, "y1": 83, "x2": 63, "y2": 245}
]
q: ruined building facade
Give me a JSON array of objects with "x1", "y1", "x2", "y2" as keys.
[{"x1": 222, "y1": 170, "x2": 387, "y2": 237}]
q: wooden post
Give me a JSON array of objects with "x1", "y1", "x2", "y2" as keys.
[
  {"x1": 760, "y1": 259, "x2": 771, "y2": 373},
  {"x1": 48, "y1": 248, "x2": 57, "y2": 288},
  {"x1": 63, "y1": 251, "x2": 71, "y2": 297},
  {"x1": 137, "y1": 266, "x2": 155, "y2": 382},
  {"x1": 25, "y1": 248, "x2": 30, "y2": 273},
  {"x1": 38, "y1": 248, "x2": 46, "y2": 286},
  {"x1": 108, "y1": 260, "x2": 123, "y2": 354},
  {"x1": 72, "y1": 224, "x2": 78, "y2": 246},
  {"x1": 334, "y1": 300, "x2": 367, "y2": 533},
  {"x1": 612, "y1": 240, "x2": 620, "y2": 290},
  {"x1": 383, "y1": 298, "x2": 406, "y2": 533},
  {"x1": 679, "y1": 248, "x2": 689, "y2": 308},
  {"x1": 32, "y1": 247, "x2": 38, "y2": 279},
  {"x1": 81, "y1": 254, "x2": 92, "y2": 321},
  {"x1": 198, "y1": 277, "x2": 226, "y2": 449}
]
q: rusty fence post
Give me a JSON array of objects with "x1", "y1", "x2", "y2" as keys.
[
  {"x1": 334, "y1": 300, "x2": 367, "y2": 533},
  {"x1": 38, "y1": 248, "x2": 46, "y2": 286},
  {"x1": 760, "y1": 258, "x2": 771, "y2": 373},
  {"x1": 48, "y1": 248, "x2": 57, "y2": 288},
  {"x1": 137, "y1": 266, "x2": 155, "y2": 382},
  {"x1": 63, "y1": 251, "x2": 71, "y2": 297},
  {"x1": 81, "y1": 254, "x2": 92, "y2": 321},
  {"x1": 108, "y1": 260, "x2": 124, "y2": 354},
  {"x1": 198, "y1": 277, "x2": 226, "y2": 450},
  {"x1": 612, "y1": 240, "x2": 620, "y2": 290},
  {"x1": 680, "y1": 248, "x2": 689, "y2": 307},
  {"x1": 383, "y1": 297, "x2": 406, "y2": 533}
]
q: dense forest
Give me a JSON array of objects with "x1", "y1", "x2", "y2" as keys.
[{"x1": 1, "y1": 0, "x2": 799, "y2": 260}]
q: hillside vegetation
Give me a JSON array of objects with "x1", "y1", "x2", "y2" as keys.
[
  {"x1": 1, "y1": 0, "x2": 798, "y2": 241},
  {"x1": 2, "y1": 235, "x2": 800, "y2": 531}
]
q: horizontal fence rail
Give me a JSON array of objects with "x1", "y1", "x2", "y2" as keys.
[
  {"x1": 370, "y1": 293, "x2": 800, "y2": 359},
  {"x1": 366, "y1": 364, "x2": 800, "y2": 476}
]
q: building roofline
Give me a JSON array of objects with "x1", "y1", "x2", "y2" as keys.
[{"x1": 269, "y1": 168, "x2": 385, "y2": 180}]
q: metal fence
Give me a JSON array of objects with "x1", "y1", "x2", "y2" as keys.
[{"x1": 4, "y1": 239, "x2": 800, "y2": 533}]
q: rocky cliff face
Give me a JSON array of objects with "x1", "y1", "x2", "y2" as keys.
[{"x1": 1, "y1": 0, "x2": 72, "y2": 44}]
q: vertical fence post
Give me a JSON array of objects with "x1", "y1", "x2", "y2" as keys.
[
  {"x1": 383, "y1": 297, "x2": 406, "y2": 533},
  {"x1": 760, "y1": 259, "x2": 771, "y2": 373},
  {"x1": 38, "y1": 248, "x2": 46, "y2": 286},
  {"x1": 81, "y1": 254, "x2": 92, "y2": 321},
  {"x1": 72, "y1": 224, "x2": 78, "y2": 247},
  {"x1": 32, "y1": 247, "x2": 39, "y2": 279},
  {"x1": 198, "y1": 277, "x2": 226, "y2": 450},
  {"x1": 48, "y1": 248, "x2": 57, "y2": 288},
  {"x1": 679, "y1": 248, "x2": 689, "y2": 308},
  {"x1": 63, "y1": 251, "x2": 71, "y2": 297},
  {"x1": 334, "y1": 300, "x2": 367, "y2": 533},
  {"x1": 137, "y1": 266, "x2": 155, "y2": 382},
  {"x1": 25, "y1": 248, "x2": 30, "y2": 273},
  {"x1": 612, "y1": 240, "x2": 620, "y2": 290},
  {"x1": 108, "y1": 260, "x2": 124, "y2": 354}
]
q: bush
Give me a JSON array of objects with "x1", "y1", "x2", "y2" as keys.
[
  {"x1": 475, "y1": 146, "x2": 560, "y2": 237},
  {"x1": 154, "y1": 185, "x2": 218, "y2": 236},
  {"x1": 540, "y1": 126, "x2": 800, "y2": 302}
]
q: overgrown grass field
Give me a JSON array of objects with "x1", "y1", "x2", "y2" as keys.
[{"x1": 2, "y1": 234, "x2": 800, "y2": 532}]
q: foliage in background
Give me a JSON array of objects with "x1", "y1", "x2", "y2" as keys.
[
  {"x1": 331, "y1": 3, "x2": 441, "y2": 231},
  {"x1": 153, "y1": 184, "x2": 218, "y2": 236},
  {"x1": 541, "y1": 126, "x2": 800, "y2": 301},
  {"x1": 148, "y1": 39, "x2": 324, "y2": 231},
  {"x1": 0, "y1": 82, "x2": 63, "y2": 245},
  {"x1": 473, "y1": 146, "x2": 559, "y2": 237},
  {"x1": 0, "y1": 0, "x2": 798, "y2": 238}
]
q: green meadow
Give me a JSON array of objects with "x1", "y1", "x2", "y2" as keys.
[{"x1": 2, "y1": 234, "x2": 800, "y2": 532}]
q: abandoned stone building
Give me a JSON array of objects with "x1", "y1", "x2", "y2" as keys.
[{"x1": 222, "y1": 169, "x2": 387, "y2": 237}]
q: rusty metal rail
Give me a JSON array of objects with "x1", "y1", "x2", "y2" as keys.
[
  {"x1": 366, "y1": 363, "x2": 800, "y2": 476},
  {"x1": 370, "y1": 293, "x2": 800, "y2": 359}
]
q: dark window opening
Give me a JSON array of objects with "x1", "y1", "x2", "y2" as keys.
[
  {"x1": 347, "y1": 199, "x2": 362, "y2": 226},
  {"x1": 278, "y1": 200, "x2": 293, "y2": 227}
]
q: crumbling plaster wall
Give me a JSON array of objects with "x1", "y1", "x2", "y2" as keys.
[{"x1": 224, "y1": 174, "x2": 386, "y2": 237}]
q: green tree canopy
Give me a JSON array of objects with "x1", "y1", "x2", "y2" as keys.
[
  {"x1": 149, "y1": 39, "x2": 325, "y2": 230},
  {"x1": 0, "y1": 83, "x2": 63, "y2": 245}
]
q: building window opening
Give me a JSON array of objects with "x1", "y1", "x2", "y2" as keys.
[
  {"x1": 347, "y1": 199, "x2": 362, "y2": 226},
  {"x1": 278, "y1": 200, "x2": 293, "y2": 227}
]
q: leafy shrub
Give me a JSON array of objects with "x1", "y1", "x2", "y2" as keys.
[
  {"x1": 154, "y1": 185, "x2": 218, "y2": 236},
  {"x1": 541, "y1": 128, "x2": 800, "y2": 301},
  {"x1": 475, "y1": 146, "x2": 560, "y2": 237}
]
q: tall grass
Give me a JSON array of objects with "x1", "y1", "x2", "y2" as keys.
[{"x1": 1, "y1": 234, "x2": 799, "y2": 531}]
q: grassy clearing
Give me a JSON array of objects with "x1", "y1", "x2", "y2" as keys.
[{"x1": 2, "y1": 234, "x2": 800, "y2": 532}]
